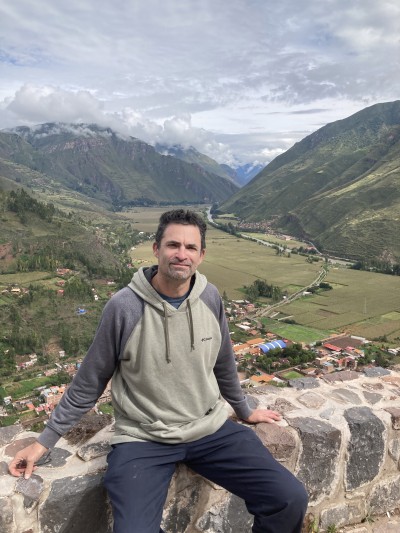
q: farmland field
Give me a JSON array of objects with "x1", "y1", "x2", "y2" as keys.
[
  {"x1": 261, "y1": 320, "x2": 333, "y2": 344},
  {"x1": 124, "y1": 207, "x2": 400, "y2": 343},
  {"x1": 242, "y1": 232, "x2": 307, "y2": 249},
  {"x1": 280, "y1": 371, "x2": 303, "y2": 380},
  {"x1": 121, "y1": 206, "x2": 204, "y2": 232},
  {"x1": 280, "y1": 268, "x2": 400, "y2": 342},
  {"x1": 130, "y1": 224, "x2": 321, "y2": 299},
  {"x1": 0, "y1": 271, "x2": 52, "y2": 284}
]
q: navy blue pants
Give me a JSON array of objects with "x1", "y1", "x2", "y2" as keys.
[{"x1": 104, "y1": 420, "x2": 308, "y2": 533}]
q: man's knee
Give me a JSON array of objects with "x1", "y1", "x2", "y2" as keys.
[
  {"x1": 291, "y1": 477, "x2": 308, "y2": 510},
  {"x1": 278, "y1": 473, "x2": 308, "y2": 511}
]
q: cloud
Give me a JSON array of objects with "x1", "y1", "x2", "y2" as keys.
[
  {"x1": 6, "y1": 85, "x2": 104, "y2": 124},
  {"x1": 0, "y1": 0, "x2": 399, "y2": 166}
]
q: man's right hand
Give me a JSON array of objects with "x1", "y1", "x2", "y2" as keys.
[{"x1": 8, "y1": 441, "x2": 49, "y2": 479}]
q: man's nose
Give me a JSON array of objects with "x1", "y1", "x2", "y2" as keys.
[{"x1": 175, "y1": 246, "x2": 187, "y2": 260}]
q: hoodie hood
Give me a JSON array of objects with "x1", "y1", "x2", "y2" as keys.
[{"x1": 128, "y1": 266, "x2": 208, "y2": 363}]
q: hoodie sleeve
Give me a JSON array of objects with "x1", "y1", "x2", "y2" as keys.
[
  {"x1": 37, "y1": 287, "x2": 143, "y2": 449},
  {"x1": 201, "y1": 285, "x2": 253, "y2": 420}
]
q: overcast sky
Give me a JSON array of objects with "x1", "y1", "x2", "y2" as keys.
[{"x1": 1, "y1": 0, "x2": 399, "y2": 167}]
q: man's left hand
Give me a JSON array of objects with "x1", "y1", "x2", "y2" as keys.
[{"x1": 242, "y1": 409, "x2": 282, "y2": 424}]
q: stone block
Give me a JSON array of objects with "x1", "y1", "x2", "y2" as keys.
[
  {"x1": 244, "y1": 395, "x2": 259, "y2": 410},
  {"x1": 319, "y1": 502, "x2": 364, "y2": 529},
  {"x1": 77, "y1": 441, "x2": 111, "y2": 461},
  {"x1": 388, "y1": 437, "x2": 400, "y2": 464},
  {"x1": 364, "y1": 367, "x2": 391, "y2": 377},
  {"x1": 369, "y1": 474, "x2": 400, "y2": 515},
  {"x1": 255, "y1": 423, "x2": 297, "y2": 466},
  {"x1": 382, "y1": 376, "x2": 400, "y2": 386},
  {"x1": 0, "y1": 497, "x2": 14, "y2": 533},
  {"x1": 331, "y1": 388, "x2": 362, "y2": 405},
  {"x1": 75, "y1": 423, "x2": 115, "y2": 461},
  {"x1": 344, "y1": 407, "x2": 385, "y2": 490},
  {"x1": 297, "y1": 391, "x2": 326, "y2": 409},
  {"x1": 322, "y1": 370, "x2": 359, "y2": 383},
  {"x1": 196, "y1": 493, "x2": 252, "y2": 533},
  {"x1": 39, "y1": 473, "x2": 112, "y2": 533},
  {"x1": 288, "y1": 377, "x2": 319, "y2": 390},
  {"x1": 0, "y1": 460, "x2": 9, "y2": 476},
  {"x1": 41, "y1": 447, "x2": 72, "y2": 469},
  {"x1": 163, "y1": 473, "x2": 221, "y2": 533},
  {"x1": 270, "y1": 398, "x2": 297, "y2": 413},
  {"x1": 15, "y1": 473, "x2": 44, "y2": 511},
  {"x1": 320, "y1": 407, "x2": 335, "y2": 420},
  {"x1": 290, "y1": 417, "x2": 341, "y2": 502},
  {"x1": 385, "y1": 407, "x2": 400, "y2": 430},
  {"x1": 363, "y1": 391, "x2": 382, "y2": 404},
  {"x1": 4, "y1": 437, "x2": 37, "y2": 459},
  {"x1": 0, "y1": 425, "x2": 23, "y2": 447}
]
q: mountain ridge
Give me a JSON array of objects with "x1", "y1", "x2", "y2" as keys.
[
  {"x1": 221, "y1": 100, "x2": 400, "y2": 262},
  {"x1": 1, "y1": 123, "x2": 239, "y2": 208}
]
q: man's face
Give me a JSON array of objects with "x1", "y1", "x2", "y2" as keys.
[{"x1": 153, "y1": 223, "x2": 205, "y2": 283}]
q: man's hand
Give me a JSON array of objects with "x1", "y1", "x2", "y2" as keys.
[
  {"x1": 242, "y1": 408, "x2": 282, "y2": 424},
  {"x1": 8, "y1": 441, "x2": 49, "y2": 479}
]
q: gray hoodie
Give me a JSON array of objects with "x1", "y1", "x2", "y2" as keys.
[{"x1": 38, "y1": 266, "x2": 252, "y2": 449}]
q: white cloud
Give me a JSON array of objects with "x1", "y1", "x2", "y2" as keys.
[
  {"x1": 6, "y1": 85, "x2": 104, "y2": 124},
  {"x1": 0, "y1": 0, "x2": 399, "y2": 166}
]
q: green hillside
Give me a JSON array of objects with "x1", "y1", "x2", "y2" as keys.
[
  {"x1": 221, "y1": 101, "x2": 400, "y2": 262},
  {"x1": 1, "y1": 124, "x2": 238, "y2": 208},
  {"x1": 0, "y1": 187, "x2": 136, "y2": 278}
]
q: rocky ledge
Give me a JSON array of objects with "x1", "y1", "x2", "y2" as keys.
[{"x1": 1, "y1": 368, "x2": 400, "y2": 533}]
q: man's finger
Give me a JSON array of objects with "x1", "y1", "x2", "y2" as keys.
[
  {"x1": 8, "y1": 457, "x2": 25, "y2": 477},
  {"x1": 23, "y1": 460, "x2": 35, "y2": 479}
]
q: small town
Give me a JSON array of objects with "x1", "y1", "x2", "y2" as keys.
[{"x1": 1, "y1": 290, "x2": 398, "y2": 433}]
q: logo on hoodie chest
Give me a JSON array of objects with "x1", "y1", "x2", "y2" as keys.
[{"x1": 201, "y1": 337, "x2": 213, "y2": 342}]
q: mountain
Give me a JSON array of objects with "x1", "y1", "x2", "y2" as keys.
[
  {"x1": 221, "y1": 101, "x2": 400, "y2": 263},
  {"x1": 234, "y1": 163, "x2": 265, "y2": 185},
  {"x1": 155, "y1": 143, "x2": 241, "y2": 185},
  {"x1": 154, "y1": 144, "x2": 264, "y2": 186},
  {"x1": 1, "y1": 124, "x2": 238, "y2": 208}
]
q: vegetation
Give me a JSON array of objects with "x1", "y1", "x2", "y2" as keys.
[
  {"x1": 244, "y1": 279, "x2": 283, "y2": 303},
  {"x1": 7, "y1": 188, "x2": 56, "y2": 224},
  {"x1": 351, "y1": 259, "x2": 400, "y2": 277},
  {"x1": 221, "y1": 101, "x2": 400, "y2": 263},
  {"x1": 1, "y1": 124, "x2": 238, "y2": 208},
  {"x1": 256, "y1": 344, "x2": 316, "y2": 373},
  {"x1": 0, "y1": 188, "x2": 146, "y2": 381}
]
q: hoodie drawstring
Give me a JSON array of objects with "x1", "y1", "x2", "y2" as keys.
[
  {"x1": 187, "y1": 300, "x2": 195, "y2": 351},
  {"x1": 163, "y1": 301, "x2": 172, "y2": 364},
  {"x1": 162, "y1": 300, "x2": 195, "y2": 363}
]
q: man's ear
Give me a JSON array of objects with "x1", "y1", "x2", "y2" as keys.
[{"x1": 153, "y1": 242, "x2": 159, "y2": 258}]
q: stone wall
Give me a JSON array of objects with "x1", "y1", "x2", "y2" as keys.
[{"x1": 1, "y1": 368, "x2": 400, "y2": 533}]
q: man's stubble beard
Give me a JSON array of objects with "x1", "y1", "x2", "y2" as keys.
[{"x1": 165, "y1": 263, "x2": 196, "y2": 281}]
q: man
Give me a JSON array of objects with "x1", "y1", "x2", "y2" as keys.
[{"x1": 9, "y1": 209, "x2": 308, "y2": 532}]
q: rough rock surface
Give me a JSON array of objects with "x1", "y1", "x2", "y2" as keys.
[{"x1": 1, "y1": 370, "x2": 400, "y2": 532}]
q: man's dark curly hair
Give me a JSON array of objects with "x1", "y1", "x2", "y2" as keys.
[{"x1": 155, "y1": 209, "x2": 207, "y2": 250}]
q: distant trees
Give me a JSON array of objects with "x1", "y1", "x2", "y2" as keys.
[
  {"x1": 63, "y1": 276, "x2": 93, "y2": 299},
  {"x1": 218, "y1": 221, "x2": 239, "y2": 237},
  {"x1": 7, "y1": 189, "x2": 55, "y2": 224},
  {"x1": 256, "y1": 343, "x2": 315, "y2": 372},
  {"x1": 244, "y1": 279, "x2": 282, "y2": 302},
  {"x1": 16, "y1": 251, "x2": 59, "y2": 273},
  {"x1": 351, "y1": 259, "x2": 400, "y2": 277},
  {"x1": 319, "y1": 282, "x2": 332, "y2": 290}
]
